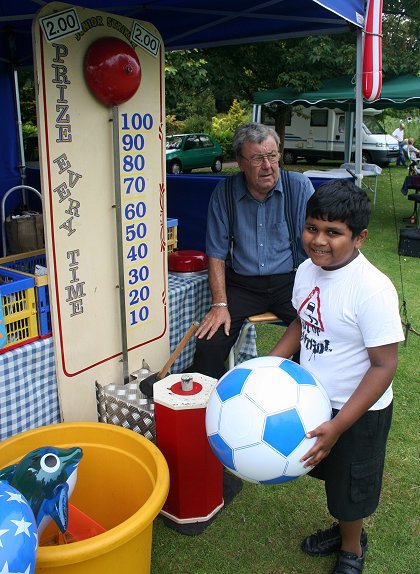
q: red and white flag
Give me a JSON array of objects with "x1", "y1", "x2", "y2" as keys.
[{"x1": 362, "y1": 0, "x2": 383, "y2": 102}]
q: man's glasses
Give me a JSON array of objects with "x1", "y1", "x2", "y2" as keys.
[{"x1": 240, "y1": 151, "x2": 279, "y2": 167}]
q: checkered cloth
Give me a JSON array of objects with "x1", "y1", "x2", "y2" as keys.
[
  {"x1": 0, "y1": 273, "x2": 257, "y2": 441},
  {"x1": 168, "y1": 272, "x2": 257, "y2": 373},
  {"x1": 0, "y1": 337, "x2": 60, "y2": 441}
]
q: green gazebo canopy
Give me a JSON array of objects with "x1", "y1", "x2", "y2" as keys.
[{"x1": 254, "y1": 75, "x2": 420, "y2": 110}]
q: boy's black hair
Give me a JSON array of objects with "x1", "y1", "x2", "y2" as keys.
[{"x1": 306, "y1": 179, "x2": 371, "y2": 238}]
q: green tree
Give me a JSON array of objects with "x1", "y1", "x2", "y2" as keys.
[
  {"x1": 18, "y1": 70, "x2": 37, "y2": 136},
  {"x1": 211, "y1": 99, "x2": 250, "y2": 133},
  {"x1": 382, "y1": 0, "x2": 420, "y2": 76},
  {"x1": 201, "y1": 30, "x2": 358, "y2": 113},
  {"x1": 200, "y1": 0, "x2": 420, "y2": 153},
  {"x1": 211, "y1": 99, "x2": 251, "y2": 159},
  {"x1": 165, "y1": 49, "x2": 213, "y2": 120}
]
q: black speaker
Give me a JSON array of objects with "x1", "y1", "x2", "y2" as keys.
[{"x1": 398, "y1": 228, "x2": 420, "y2": 258}]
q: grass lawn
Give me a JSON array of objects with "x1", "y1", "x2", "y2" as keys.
[{"x1": 151, "y1": 163, "x2": 419, "y2": 574}]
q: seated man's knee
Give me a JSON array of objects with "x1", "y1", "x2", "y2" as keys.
[{"x1": 195, "y1": 331, "x2": 228, "y2": 354}]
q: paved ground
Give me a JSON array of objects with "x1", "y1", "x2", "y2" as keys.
[{"x1": 193, "y1": 161, "x2": 237, "y2": 174}]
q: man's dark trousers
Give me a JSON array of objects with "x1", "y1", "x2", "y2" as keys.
[{"x1": 192, "y1": 268, "x2": 297, "y2": 379}]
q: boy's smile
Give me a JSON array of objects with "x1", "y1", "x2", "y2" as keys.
[{"x1": 302, "y1": 217, "x2": 368, "y2": 270}]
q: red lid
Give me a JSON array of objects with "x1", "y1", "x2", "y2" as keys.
[{"x1": 168, "y1": 250, "x2": 208, "y2": 272}]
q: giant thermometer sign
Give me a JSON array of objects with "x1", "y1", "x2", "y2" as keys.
[{"x1": 33, "y1": 2, "x2": 169, "y2": 421}]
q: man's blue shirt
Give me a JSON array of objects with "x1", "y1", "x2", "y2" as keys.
[{"x1": 205, "y1": 171, "x2": 314, "y2": 276}]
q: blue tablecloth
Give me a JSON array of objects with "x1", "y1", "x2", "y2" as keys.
[
  {"x1": 0, "y1": 272, "x2": 257, "y2": 441},
  {"x1": 168, "y1": 272, "x2": 256, "y2": 371},
  {"x1": 168, "y1": 272, "x2": 209, "y2": 371},
  {"x1": 401, "y1": 175, "x2": 420, "y2": 196},
  {"x1": 0, "y1": 336, "x2": 59, "y2": 441}
]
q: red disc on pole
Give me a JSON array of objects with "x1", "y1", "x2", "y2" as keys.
[{"x1": 84, "y1": 37, "x2": 141, "y2": 106}]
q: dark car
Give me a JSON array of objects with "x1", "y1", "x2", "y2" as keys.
[{"x1": 166, "y1": 133, "x2": 223, "y2": 174}]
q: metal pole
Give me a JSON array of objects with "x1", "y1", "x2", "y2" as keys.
[
  {"x1": 13, "y1": 68, "x2": 27, "y2": 205},
  {"x1": 112, "y1": 105, "x2": 129, "y2": 384},
  {"x1": 344, "y1": 105, "x2": 354, "y2": 164},
  {"x1": 355, "y1": 27, "x2": 364, "y2": 186},
  {"x1": 253, "y1": 104, "x2": 261, "y2": 123}
]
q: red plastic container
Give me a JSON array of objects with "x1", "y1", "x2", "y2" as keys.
[{"x1": 168, "y1": 250, "x2": 208, "y2": 272}]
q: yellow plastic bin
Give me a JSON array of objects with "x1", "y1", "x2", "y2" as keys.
[{"x1": 0, "y1": 422, "x2": 169, "y2": 573}]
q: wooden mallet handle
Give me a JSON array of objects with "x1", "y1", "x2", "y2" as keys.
[{"x1": 156, "y1": 321, "x2": 199, "y2": 380}]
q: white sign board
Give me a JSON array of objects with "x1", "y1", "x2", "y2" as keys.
[{"x1": 33, "y1": 2, "x2": 169, "y2": 421}]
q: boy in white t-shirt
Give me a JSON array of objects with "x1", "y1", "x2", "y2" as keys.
[{"x1": 270, "y1": 180, "x2": 404, "y2": 574}]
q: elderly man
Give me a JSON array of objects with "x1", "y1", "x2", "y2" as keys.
[{"x1": 192, "y1": 122, "x2": 314, "y2": 379}]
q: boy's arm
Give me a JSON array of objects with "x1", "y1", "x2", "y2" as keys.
[
  {"x1": 268, "y1": 318, "x2": 302, "y2": 359},
  {"x1": 301, "y1": 342, "x2": 399, "y2": 468}
]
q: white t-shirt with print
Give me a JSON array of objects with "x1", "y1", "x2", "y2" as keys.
[{"x1": 292, "y1": 252, "x2": 404, "y2": 410}]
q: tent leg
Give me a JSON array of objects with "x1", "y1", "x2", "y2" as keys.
[
  {"x1": 355, "y1": 27, "x2": 364, "y2": 186},
  {"x1": 344, "y1": 107, "x2": 354, "y2": 164},
  {"x1": 13, "y1": 68, "x2": 27, "y2": 206},
  {"x1": 253, "y1": 104, "x2": 261, "y2": 123}
]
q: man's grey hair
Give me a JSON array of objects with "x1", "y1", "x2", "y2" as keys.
[{"x1": 232, "y1": 123, "x2": 280, "y2": 158}]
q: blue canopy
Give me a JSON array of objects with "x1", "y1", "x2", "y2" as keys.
[{"x1": 0, "y1": 1, "x2": 364, "y2": 64}]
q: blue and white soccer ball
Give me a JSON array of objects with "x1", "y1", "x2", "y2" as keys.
[{"x1": 206, "y1": 356, "x2": 332, "y2": 484}]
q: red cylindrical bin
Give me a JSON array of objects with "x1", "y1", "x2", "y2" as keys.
[{"x1": 154, "y1": 373, "x2": 224, "y2": 525}]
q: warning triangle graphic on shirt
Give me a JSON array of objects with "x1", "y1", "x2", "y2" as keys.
[{"x1": 298, "y1": 287, "x2": 324, "y2": 331}]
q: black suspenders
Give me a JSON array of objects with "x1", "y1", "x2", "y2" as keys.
[
  {"x1": 225, "y1": 175, "x2": 235, "y2": 262},
  {"x1": 280, "y1": 170, "x2": 300, "y2": 271},
  {"x1": 225, "y1": 171, "x2": 300, "y2": 271}
]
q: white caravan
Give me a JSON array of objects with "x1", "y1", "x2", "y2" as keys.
[{"x1": 262, "y1": 107, "x2": 399, "y2": 165}]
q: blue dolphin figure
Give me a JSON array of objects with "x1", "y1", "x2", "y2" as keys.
[{"x1": 0, "y1": 445, "x2": 83, "y2": 535}]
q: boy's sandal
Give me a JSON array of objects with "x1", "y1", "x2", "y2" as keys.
[
  {"x1": 332, "y1": 549, "x2": 365, "y2": 574},
  {"x1": 301, "y1": 523, "x2": 367, "y2": 557}
]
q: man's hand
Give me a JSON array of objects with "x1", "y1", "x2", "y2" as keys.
[{"x1": 196, "y1": 306, "x2": 231, "y2": 339}]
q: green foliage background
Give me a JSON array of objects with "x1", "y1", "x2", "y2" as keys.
[{"x1": 163, "y1": 0, "x2": 420, "y2": 139}]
